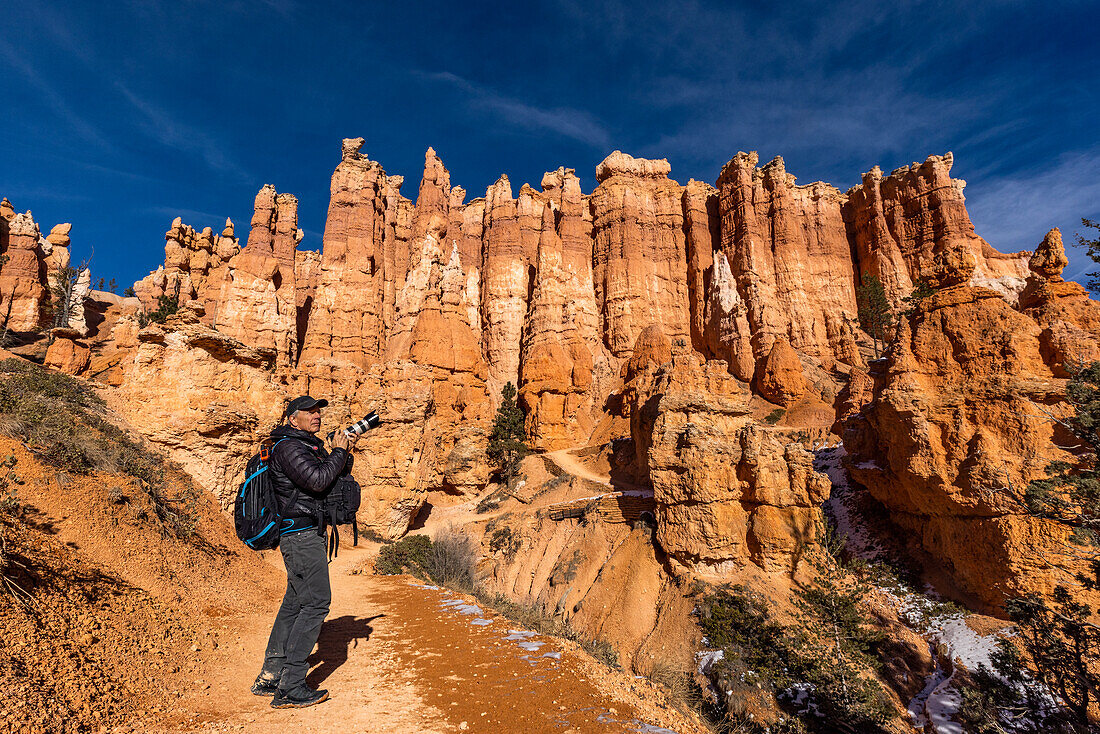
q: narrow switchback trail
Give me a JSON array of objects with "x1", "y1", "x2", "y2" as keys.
[
  {"x1": 544, "y1": 448, "x2": 614, "y2": 487},
  {"x1": 160, "y1": 544, "x2": 691, "y2": 734}
]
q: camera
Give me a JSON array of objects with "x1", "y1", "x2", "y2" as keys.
[{"x1": 327, "y1": 411, "x2": 381, "y2": 442}]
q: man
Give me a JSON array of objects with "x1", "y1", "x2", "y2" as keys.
[{"x1": 251, "y1": 395, "x2": 358, "y2": 709}]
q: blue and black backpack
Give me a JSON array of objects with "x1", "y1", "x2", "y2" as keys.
[{"x1": 233, "y1": 439, "x2": 288, "y2": 550}]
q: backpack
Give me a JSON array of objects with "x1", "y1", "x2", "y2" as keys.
[
  {"x1": 233, "y1": 439, "x2": 289, "y2": 551},
  {"x1": 321, "y1": 474, "x2": 362, "y2": 558}
]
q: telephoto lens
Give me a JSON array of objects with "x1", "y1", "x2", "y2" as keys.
[{"x1": 344, "y1": 410, "x2": 381, "y2": 437}]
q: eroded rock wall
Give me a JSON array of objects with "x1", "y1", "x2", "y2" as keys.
[
  {"x1": 628, "y1": 349, "x2": 829, "y2": 576},
  {"x1": 842, "y1": 233, "x2": 1100, "y2": 610},
  {"x1": 110, "y1": 140, "x2": 1084, "y2": 577}
]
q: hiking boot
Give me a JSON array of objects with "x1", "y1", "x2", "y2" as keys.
[
  {"x1": 251, "y1": 674, "x2": 280, "y2": 697},
  {"x1": 271, "y1": 685, "x2": 329, "y2": 709}
]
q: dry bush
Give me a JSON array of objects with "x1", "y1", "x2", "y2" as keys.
[
  {"x1": 0, "y1": 358, "x2": 199, "y2": 540},
  {"x1": 429, "y1": 525, "x2": 479, "y2": 591}
]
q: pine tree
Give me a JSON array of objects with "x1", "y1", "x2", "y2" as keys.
[
  {"x1": 959, "y1": 363, "x2": 1100, "y2": 732},
  {"x1": 487, "y1": 382, "x2": 529, "y2": 487},
  {"x1": 900, "y1": 278, "x2": 935, "y2": 317},
  {"x1": 856, "y1": 273, "x2": 893, "y2": 358},
  {"x1": 1076, "y1": 218, "x2": 1100, "y2": 295}
]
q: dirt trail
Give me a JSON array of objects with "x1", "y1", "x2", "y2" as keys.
[
  {"x1": 544, "y1": 448, "x2": 613, "y2": 487},
  {"x1": 158, "y1": 544, "x2": 690, "y2": 734}
]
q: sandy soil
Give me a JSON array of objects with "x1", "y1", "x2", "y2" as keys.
[
  {"x1": 153, "y1": 545, "x2": 694, "y2": 734},
  {"x1": 1, "y1": 431, "x2": 700, "y2": 734}
]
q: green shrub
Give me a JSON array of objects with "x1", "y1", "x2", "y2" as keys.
[
  {"x1": 698, "y1": 584, "x2": 891, "y2": 733},
  {"x1": 0, "y1": 358, "x2": 198, "y2": 539},
  {"x1": 374, "y1": 534, "x2": 433, "y2": 577},
  {"x1": 764, "y1": 408, "x2": 786, "y2": 425},
  {"x1": 489, "y1": 526, "x2": 520, "y2": 559}
]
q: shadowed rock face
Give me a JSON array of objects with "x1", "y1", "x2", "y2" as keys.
[{"x1": 40, "y1": 140, "x2": 1099, "y2": 603}]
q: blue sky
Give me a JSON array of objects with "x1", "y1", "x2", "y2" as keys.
[{"x1": 2, "y1": 0, "x2": 1098, "y2": 290}]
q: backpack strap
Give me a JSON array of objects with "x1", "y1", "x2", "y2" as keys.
[
  {"x1": 267, "y1": 438, "x2": 301, "y2": 517},
  {"x1": 326, "y1": 501, "x2": 342, "y2": 560}
]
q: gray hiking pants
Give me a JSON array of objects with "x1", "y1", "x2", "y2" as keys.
[{"x1": 261, "y1": 529, "x2": 331, "y2": 690}]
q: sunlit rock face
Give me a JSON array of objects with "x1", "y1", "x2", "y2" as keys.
[
  {"x1": 0, "y1": 204, "x2": 64, "y2": 332},
  {"x1": 843, "y1": 231, "x2": 1100, "y2": 609},
  {"x1": 103, "y1": 137, "x2": 1097, "y2": 595},
  {"x1": 623, "y1": 343, "x2": 829, "y2": 576}
]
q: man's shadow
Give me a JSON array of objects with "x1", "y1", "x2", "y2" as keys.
[{"x1": 307, "y1": 614, "x2": 383, "y2": 687}]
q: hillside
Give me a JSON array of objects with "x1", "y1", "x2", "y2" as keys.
[{"x1": 1, "y1": 138, "x2": 1098, "y2": 731}]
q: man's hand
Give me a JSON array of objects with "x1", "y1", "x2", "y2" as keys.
[{"x1": 331, "y1": 431, "x2": 359, "y2": 451}]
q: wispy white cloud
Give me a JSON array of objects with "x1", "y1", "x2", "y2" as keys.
[
  {"x1": 964, "y1": 147, "x2": 1100, "y2": 283},
  {"x1": 115, "y1": 83, "x2": 249, "y2": 179},
  {"x1": 147, "y1": 205, "x2": 234, "y2": 224},
  {"x1": 421, "y1": 72, "x2": 610, "y2": 150},
  {"x1": 0, "y1": 37, "x2": 112, "y2": 151}
]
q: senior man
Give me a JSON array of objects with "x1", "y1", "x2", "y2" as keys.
[{"x1": 251, "y1": 395, "x2": 358, "y2": 709}]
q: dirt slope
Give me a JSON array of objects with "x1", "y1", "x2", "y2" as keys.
[
  {"x1": 0, "y1": 431, "x2": 700, "y2": 733},
  {"x1": 164, "y1": 544, "x2": 700, "y2": 734}
]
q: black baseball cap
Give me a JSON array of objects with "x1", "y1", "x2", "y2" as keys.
[{"x1": 284, "y1": 395, "x2": 329, "y2": 417}]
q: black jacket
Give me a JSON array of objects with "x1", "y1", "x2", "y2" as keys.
[{"x1": 268, "y1": 425, "x2": 349, "y2": 521}]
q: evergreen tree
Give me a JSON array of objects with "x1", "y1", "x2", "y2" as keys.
[
  {"x1": 959, "y1": 364, "x2": 1100, "y2": 732},
  {"x1": 856, "y1": 273, "x2": 893, "y2": 358},
  {"x1": 487, "y1": 382, "x2": 529, "y2": 487},
  {"x1": 1075, "y1": 218, "x2": 1100, "y2": 295},
  {"x1": 146, "y1": 282, "x2": 180, "y2": 324},
  {"x1": 900, "y1": 278, "x2": 935, "y2": 317},
  {"x1": 795, "y1": 576, "x2": 891, "y2": 728}
]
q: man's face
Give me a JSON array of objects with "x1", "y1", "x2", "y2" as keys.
[{"x1": 290, "y1": 406, "x2": 322, "y2": 434}]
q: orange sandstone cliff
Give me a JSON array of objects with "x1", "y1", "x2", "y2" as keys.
[{"x1": 5, "y1": 141, "x2": 1093, "y2": 616}]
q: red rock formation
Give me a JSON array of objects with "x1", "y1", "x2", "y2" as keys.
[
  {"x1": 480, "y1": 174, "x2": 530, "y2": 395},
  {"x1": 298, "y1": 138, "x2": 409, "y2": 392},
  {"x1": 754, "y1": 338, "x2": 807, "y2": 407},
  {"x1": 714, "y1": 153, "x2": 860, "y2": 375},
  {"x1": 632, "y1": 351, "x2": 828, "y2": 575},
  {"x1": 591, "y1": 151, "x2": 691, "y2": 357},
  {"x1": 0, "y1": 211, "x2": 47, "y2": 331},
  {"x1": 844, "y1": 153, "x2": 1029, "y2": 304},
  {"x1": 1019, "y1": 228, "x2": 1100, "y2": 375},
  {"x1": 44, "y1": 328, "x2": 90, "y2": 375},
  {"x1": 115, "y1": 142, "x2": 1068, "y2": 562},
  {"x1": 133, "y1": 216, "x2": 238, "y2": 321},
  {"x1": 843, "y1": 275, "x2": 1095, "y2": 609}
]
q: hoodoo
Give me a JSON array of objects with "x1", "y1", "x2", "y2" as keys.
[{"x1": 2, "y1": 139, "x2": 1097, "y2": 734}]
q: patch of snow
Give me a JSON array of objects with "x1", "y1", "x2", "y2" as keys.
[
  {"x1": 931, "y1": 618, "x2": 996, "y2": 671},
  {"x1": 632, "y1": 723, "x2": 679, "y2": 734},
  {"x1": 815, "y1": 446, "x2": 885, "y2": 562},
  {"x1": 541, "y1": 651, "x2": 561, "y2": 659},
  {"x1": 470, "y1": 618, "x2": 493, "y2": 626},
  {"x1": 517, "y1": 640, "x2": 545, "y2": 651},
  {"x1": 503, "y1": 630, "x2": 538, "y2": 641},
  {"x1": 908, "y1": 612, "x2": 1001, "y2": 733},
  {"x1": 695, "y1": 649, "x2": 724, "y2": 676}
]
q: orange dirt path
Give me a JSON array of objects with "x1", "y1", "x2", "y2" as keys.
[{"x1": 152, "y1": 545, "x2": 687, "y2": 734}]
